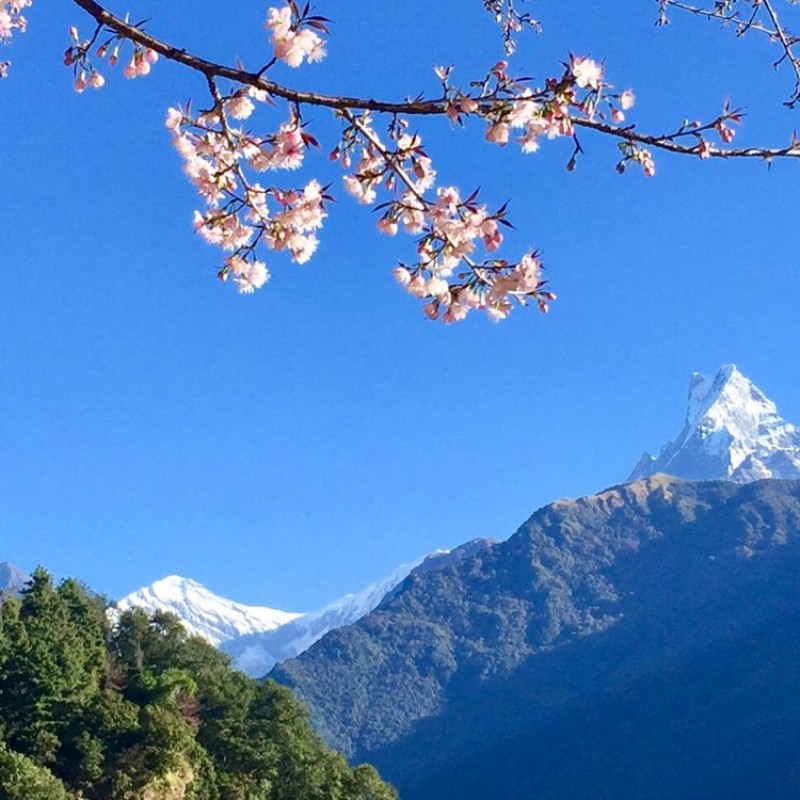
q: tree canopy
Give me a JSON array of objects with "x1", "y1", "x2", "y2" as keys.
[{"x1": 0, "y1": 568, "x2": 397, "y2": 799}]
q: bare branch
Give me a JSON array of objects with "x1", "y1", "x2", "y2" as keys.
[{"x1": 660, "y1": 0, "x2": 800, "y2": 106}]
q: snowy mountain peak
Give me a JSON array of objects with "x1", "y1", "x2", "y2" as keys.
[
  {"x1": 629, "y1": 365, "x2": 800, "y2": 483},
  {"x1": 117, "y1": 575, "x2": 302, "y2": 648},
  {"x1": 685, "y1": 363, "x2": 778, "y2": 434}
]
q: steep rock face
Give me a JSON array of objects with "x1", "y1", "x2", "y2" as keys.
[
  {"x1": 0, "y1": 562, "x2": 29, "y2": 599},
  {"x1": 117, "y1": 575, "x2": 302, "y2": 647},
  {"x1": 629, "y1": 364, "x2": 800, "y2": 482},
  {"x1": 272, "y1": 477, "x2": 800, "y2": 799},
  {"x1": 223, "y1": 539, "x2": 496, "y2": 676}
]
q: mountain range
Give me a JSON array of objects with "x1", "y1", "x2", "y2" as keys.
[
  {"x1": 115, "y1": 574, "x2": 304, "y2": 647},
  {"x1": 117, "y1": 538, "x2": 495, "y2": 676},
  {"x1": 272, "y1": 476, "x2": 800, "y2": 799},
  {"x1": 12, "y1": 364, "x2": 799, "y2": 681},
  {"x1": 113, "y1": 363, "x2": 799, "y2": 676},
  {"x1": 6, "y1": 363, "x2": 800, "y2": 798}
]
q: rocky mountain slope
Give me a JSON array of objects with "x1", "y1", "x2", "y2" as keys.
[
  {"x1": 272, "y1": 476, "x2": 800, "y2": 799},
  {"x1": 629, "y1": 364, "x2": 800, "y2": 482}
]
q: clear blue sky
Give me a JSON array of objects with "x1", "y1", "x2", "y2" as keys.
[{"x1": 1, "y1": 0, "x2": 798, "y2": 610}]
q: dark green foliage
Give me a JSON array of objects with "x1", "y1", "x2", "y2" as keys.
[
  {"x1": 0, "y1": 570, "x2": 396, "y2": 800},
  {"x1": 273, "y1": 477, "x2": 800, "y2": 799},
  {"x1": 0, "y1": 740, "x2": 74, "y2": 800}
]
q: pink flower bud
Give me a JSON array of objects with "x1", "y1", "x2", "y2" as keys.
[
  {"x1": 68, "y1": 26, "x2": 79, "y2": 41},
  {"x1": 423, "y1": 302, "x2": 440, "y2": 321},
  {"x1": 88, "y1": 71, "x2": 105, "y2": 89},
  {"x1": 378, "y1": 218, "x2": 399, "y2": 236},
  {"x1": 123, "y1": 59, "x2": 137, "y2": 79},
  {"x1": 73, "y1": 72, "x2": 87, "y2": 93},
  {"x1": 145, "y1": 48, "x2": 159, "y2": 64},
  {"x1": 697, "y1": 140, "x2": 712, "y2": 160}
]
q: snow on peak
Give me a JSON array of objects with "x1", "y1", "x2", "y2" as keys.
[
  {"x1": 223, "y1": 538, "x2": 497, "y2": 677},
  {"x1": 628, "y1": 365, "x2": 800, "y2": 483},
  {"x1": 222, "y1": 557, "x2": 425, "y2": 676},
  {"x1": 117, "y1": 575, "x2": 303, "y2": 647}
]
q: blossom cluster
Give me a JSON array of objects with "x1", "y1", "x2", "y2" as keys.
[
  {"x1": 0, "y1": 0, "x2": 32, "y2": 77},
  {"x1": 264, "y1": 1, "x2": 328, "y2": 68},
  {"x1": 440, "y1": 56, "x2": 644, "y2": 174},
  {"x1": 335, "y1": 113, "x2": 554, "y2": 322},
  {"x1": 166, "y1": 93, "x2": 330, "y2": 293},
  {"x1": 59, "y1": 1, "x2": 747, "y2": 321},
  {"x1": 64, "y1": 24, "x2": 159, "y2": 92}
]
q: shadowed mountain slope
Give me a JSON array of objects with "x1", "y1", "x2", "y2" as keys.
[{"x1": 273, "y1": 477, "x2": 800, "y2": 799}]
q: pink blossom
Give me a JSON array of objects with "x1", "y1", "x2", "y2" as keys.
[
  {"x1": 165, "y1": 107, "x2": 184, "y2": 131},
  {"x1": 485, "y1": 121, "x2": 510, "y2": 145},
  {"x1": 392, "y1": 267, "x2": 412, "y2": 286},
  {"x1": 225, "y1": 94, "x2": 256, "y2": 121},
  {"x1": 571, "y1": 56, "x2": 603, "y2": 90},
  {"x1": 378, "y1": 218, "x2": 399, "y2": 236},
  {"x1": 226, "y1": 255, "x2": 270, "y2": 293},
  {"x1": 620, "y1": 89, "x2": 636, "y2": 110},
  {"x1": 697, "y1": 140, "x2": 712, "y2": 159},
  {"x1": 265, "y1": 5, "x2": 327, "y2": 68}
]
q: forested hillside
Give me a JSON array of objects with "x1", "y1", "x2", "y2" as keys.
[
  {"x1": 0, "y1": 569, "x2": 395, "y2": 800},
  {"x1": 274, "y1": 477, "x2": 800, "y2": 799}
]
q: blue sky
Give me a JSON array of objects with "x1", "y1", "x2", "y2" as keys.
[{"x1": 1, "y1": 0, "x2": 798, "y2": 610}]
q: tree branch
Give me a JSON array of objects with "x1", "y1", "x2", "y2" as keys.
[{"x1": 69, "y1": 0, "x2": 800, "y2": 162}]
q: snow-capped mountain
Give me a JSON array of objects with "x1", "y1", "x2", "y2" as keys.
[
  {"x1": 0, "y1": 562, "x2": 29, "y2": 599},
  {"x1": 628, "y1": 364, "x2": 800, "y2": 483},
  {"x1": 117, "y1": 575, "x2": 303, "y2": 647},
  {"x1": 223, "y1": 538, "x2": 495, "y2": 676},
  {"x1": 119, "y1": 542, "x2": 495, "y2": 676}
]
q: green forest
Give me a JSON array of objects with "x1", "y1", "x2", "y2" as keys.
[{"x1": 0, "y1": 568, "x2": 396, "y2": 800}]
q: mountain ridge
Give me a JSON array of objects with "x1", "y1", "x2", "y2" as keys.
[
  {"x1": 271, "y1": 476, "x2": 800, "y2": 798},
  {"x1": 118, "y1": 539, "x2": 496, "y2": 675}
]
